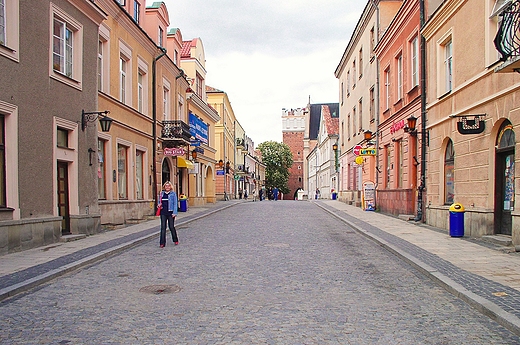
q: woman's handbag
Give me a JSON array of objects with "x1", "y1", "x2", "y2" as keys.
[{"x1": 155, "y1": 206, "x2": 161, "y2": 216}]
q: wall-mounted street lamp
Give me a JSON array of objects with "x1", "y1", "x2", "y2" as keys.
[
  {"x1": 82, "y1": 110, "x2": 112, "y2": 132},
  {"x1": 191, "y1": 149, "x2": 197, "y2": 160},
  {"x1": 404, "y1": 115, "x2": 418, "y2": 136}
]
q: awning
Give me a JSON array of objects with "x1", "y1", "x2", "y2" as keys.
[{"x1": 177, "y1": 156, "x2": 194, "y2": 169}]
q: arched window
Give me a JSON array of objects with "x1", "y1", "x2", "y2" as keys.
[
  {"x1": 444, "y1": 140, "x2": 455, "y2": 204},
  {"x1": 497, "y1": 123, "x2": 515, "y2": 149}
]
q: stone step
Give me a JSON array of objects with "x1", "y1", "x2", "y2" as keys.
[
  {"x1": 60, "y1": 234, "x2": 87, "y2": 242},
  {"x1": 398, "y1": 214, "x2": 415, "y2": 221},
  {"x1": 482, "y1": 235, "x2": 513, "y2": 247}
]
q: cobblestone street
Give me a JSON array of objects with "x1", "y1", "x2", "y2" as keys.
[{"x1": 1, "y1": 201, "x2": 519, "y2": 344}]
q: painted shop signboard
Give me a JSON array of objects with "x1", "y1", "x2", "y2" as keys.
[{"x1": 362, "y1": 181, "x2": 376, "y2": 211}]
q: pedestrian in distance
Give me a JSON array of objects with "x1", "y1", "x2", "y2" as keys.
[
  {"x1": 244, "y1": 189, "x2": 248, "y2": 200},
  {"x1": 273, "y1": 186, "x2": 279, "y2": 201},
  {"x1": 252, "y1": 188, "x2": 256, "y2": 202},
  {"x1": 259, "y1": 188, "x2": 264, "y2": 201},
  {"x1": 157, "y1": 181, "x2": 179, "y2": 248}
]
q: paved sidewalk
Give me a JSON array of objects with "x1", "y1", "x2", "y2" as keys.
[
  {"x1": 0, "y1": 200, "x2": 239, "y2": 302},
  {"x1": 317, "y1": 199, "x2": 520, "y2": 337}
]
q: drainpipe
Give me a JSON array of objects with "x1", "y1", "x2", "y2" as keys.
[
  {"x1": 416, "y1": 0, "x2": 427, "y2": 221},
  {"x1": 152, "y1": 47, "x2": 167, "y2": 209},
  {"x1": 371, "y1": 0, "x2": 380, "y2": 192}
]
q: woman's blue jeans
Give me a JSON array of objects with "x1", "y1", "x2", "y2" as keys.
[{"x1": 160, "y1": 214, "x2": 178, "y2": 245}]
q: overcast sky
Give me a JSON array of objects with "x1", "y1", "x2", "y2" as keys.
[{"x1": 159, "y1": 0, "x2": 367, "y2": 146}]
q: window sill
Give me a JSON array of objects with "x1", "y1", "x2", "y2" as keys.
[
  {"x1": 407, "y1": 84, "x2": 419, "y2": 94},
  {"x1": 50, "y1": 71, "x2": 82, "y2": 91},
  {"x1": 438, "y1": 90, "x2": 451, "y2": 100}
]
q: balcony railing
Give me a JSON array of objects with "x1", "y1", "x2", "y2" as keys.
[
  {"x1": 495, "y1": 0, "x2": 520, "y2": 62},
  {"x1": 161, "y1": 120, "x2": 191, "y2": 147}
]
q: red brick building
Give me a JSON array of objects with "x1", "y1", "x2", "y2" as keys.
[{"x1": 282, "y1": 108, "x2": 306, "y2": 200}]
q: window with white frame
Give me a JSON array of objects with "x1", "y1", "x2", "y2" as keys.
[
  {"x1": 411, "y1": 36, "x2": 419, "y2": 87},
  {"x1": 51, "y1": 5, "x2": 83, "y2": 88},
  {"x1": 120, "y1": 56, "x2": 127, "y2": 103},
  {"x1": 370, "y1": 26, "x2": 375, "y2": 58},
  {"x1": 163, "y1": 84, "x2": 170, "y2": 120},
  {"x1": 384, "y1": 67, "x2": 390, "y2": 110},
  {"x1": 0, "y1": 0, "x2": 20, "y2": 61},
  {"x1": 444, "y1": 40, "x2": 453, "y2": 93},
  {"x1": 98, "y1": 25, "x2": 110, "y2": 93},
  {"x1": 158, "y1": 26, "x2": 163, "y2": 47},
  {"x1": 347, "y1": 114, "x2": 351, "y2": 139},
  {"x1": 397, "y1": 53, "x2": 403, "y2": 100},
  {"x1": 196, "y1": 73, "x2": 203, "y2": 98},
  {"x1": 138, "y1": 71, "x2": 144, "y2": 113},
  {"x1": 53, "y1": 18, "x2": 74, "y2": 78}
]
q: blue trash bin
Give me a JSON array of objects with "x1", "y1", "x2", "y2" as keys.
[
  {"x1": 332, "y1": 192, "x2": 337, "y2": 200},
  {"x1": 449, "y1": 203, "x2": 465, "y2": 237},
  {"x1": 179, "y1": 198, "x2": 188, "y2": 212}
]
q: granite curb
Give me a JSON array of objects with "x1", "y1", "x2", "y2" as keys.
[
  {"x1": 0, "y1": 201, "x2": 239, "y2": 303},
  {"x1": 315, "y1": 201, "x2": 520, "y2": 337}
]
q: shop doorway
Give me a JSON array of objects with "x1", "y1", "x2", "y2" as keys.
[
  {"x1": 162, "y1": 159, "x2": 171, "y2": 186},
  {"x1": 495, "y1": 123, "x2": 515, "y2": 235}
]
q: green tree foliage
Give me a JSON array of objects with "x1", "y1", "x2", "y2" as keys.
[{"x1": 257, "y1": 141, "x2": 293, "y2": 195}]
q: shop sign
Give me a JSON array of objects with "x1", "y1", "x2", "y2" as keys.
[
  {"x1": 163, "y1": 147, "x2": 185, "y2": 156},
  {"x1": 360, "y1": 148, "x2": 376, "y2": 156},
  {"x1": 390, "y1": 120, "x2": 405, "y2": 134},
  {"x1": 362, "y1": 181, "x2": 376, "y2": 211}
]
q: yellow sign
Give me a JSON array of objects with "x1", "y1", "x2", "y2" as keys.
[
  {"x1": 360, "y1": 148, "x2": 377, "y2": 156},
  {"x1": 355, "y1": 156, "x2": 364, "y2": 165}
]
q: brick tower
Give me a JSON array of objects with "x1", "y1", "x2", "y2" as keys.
[{"x1": 282, "y1": 107, "x2": 306, "y2": 200}]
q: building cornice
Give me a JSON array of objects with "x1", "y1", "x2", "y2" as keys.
[{"x1": 422, "y1": 0, "x2": 467, "y2": 40}]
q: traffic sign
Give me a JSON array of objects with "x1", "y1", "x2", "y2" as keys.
[{"x1": 353, "y1": 145, "x2": 362, "y2": 156}]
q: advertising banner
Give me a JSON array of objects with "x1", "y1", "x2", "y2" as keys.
[{"x1": 189, "y1": 113, "x2": 209, "y2": 145}]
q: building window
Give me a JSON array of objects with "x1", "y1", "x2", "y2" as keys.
[
  {"x1": 136, "y1": 150, "x2": 144, "y2": 199},
  {"x1": 158, "y1": 26, "x2": 163, "y2": 47},
  {"x1": 341, "y1": 121, "x2": 345, "y2": 145},
  {"x1": 352, "y1": 106, "x2": 357, "y2": 135},
  {"x1": 117, "y1": 144, "x2": 127, "y2": 199},
  {"x1": 444, "y1": 40, "x2": 453, "y2": 92},
  {"x1": 98, "y1": 139, "x2": 106, "y2": 199},
  {"x1": 352, "y1": 60, "x2": 356, "y2": 89},
  {"x1": 120, "y1": 56, "x2": 127, "y2": 103},
  {"x1": 346, "y1": 70, "x2": 351, "y2": 96},
  {"x1": 411, "y1": 36, "x2": 419, "y2": 87},
  {"x1": 369, "y1": 86, "x2": 375, "y2": 122},
  {"x1": 97, "y1": 40, "x2": 103, "y2": 91},
  {"x1": 138, "y1": 70, "x2": 144, "y2": 113},
  {"x1": 178, "y1": 94, "x2": 184, "y2": 120},
  {"x1": 163, "y1": 86, "x2": 170, "y2": 120},
  {"x1": 53, "y1": 18, "x2": 74, "y2": 78},
  {"x1": 444, "y1": 140, "x2": 454, "y2": 204},
  {"x1": 347, "y1": 114, "x2": 351, "y2": 139},
  {"x1": 196, "y1": 73, "x2": 203, "y2": 98},
  {"x1": 174, "y1": 49, "x2": 178, "y2": 65},
  {"x1": 0, "y1": 115, "x2": 5, "y2": 207},
  {"x1": 370, "y1": 26, "x2": 375, "y2": 57},
  {"x1": 133, "y1": 0, "x2": 140, "y2": 23},
  {"x1": 0, "y1": 0, "x2": 5, "y2": 45},
  {"x1": 397, "y1": 53, "x2": 403, "y2": 100},
  {"x1": 359, "y1": 47, "x2": 363, "y2": 79},
  {"x1": 57, "y1": 128, "x2": 69, "y2": 148},
  {"x1": 384, "y1": 67, "x2": 390, "y2": 111},
  {"x1": 0, "y1": 0, "x2": 20, "y2": 62},
  {"x1": 341, "y1": 82, "x2": 344, "y2": 105},
  {"x1": 358, "y1": 98, "x2": 363, "y2": 133}
]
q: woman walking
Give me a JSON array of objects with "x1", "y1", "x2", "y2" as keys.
[{"x1": 157, "y1": 181, "x2": 179, "y2": 248}]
